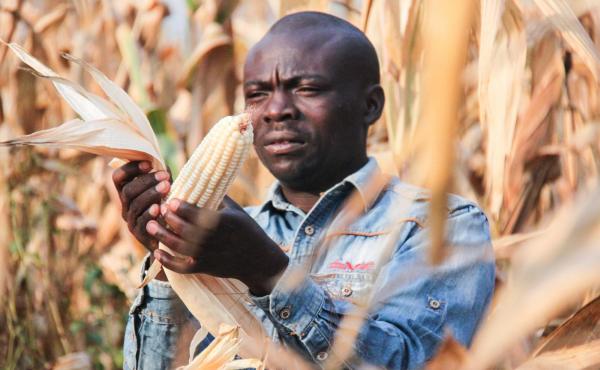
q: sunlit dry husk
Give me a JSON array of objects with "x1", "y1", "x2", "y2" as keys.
[
  {"x1": 493, "y1": 229, "x2": 546, "y2": 260},
  {"x1": 571, "y1": 0, "x2": 600, "y2": 16},
  {"x1": 0, "y1": 118, "x2": 161, "y2": 164},
  {"x1": 33, "y1": 3, "x2": 69, "y2": 34},
  {"x1": 532, "y1": 295, "x2": 600, "y2": 355},
  {"x1": 0, "y1": 42, "x2": 166, "y2": 170},
  {"x1": 413, "y1": 0, "x2": 476, "y2": 264},
  {"x1": 466, "y1": 187, "x2": 600, "y2": 369},
  {"x1": 503, "y1": 34, "x2": 564, "y2": 233},
  {"x1": 515, "y1": 339, "x2": 600, "y2": 370},
  {"x1": 0, "y1": 43, "x2": 266, "y2": 363},
  {"x1": 178, "y1": 22, "x2": 232, "y2": 87},
  {"x1": 479, "y1": 0, "x2": 527, "y2": 219},
  {"x1": 176, "y1": 324, "x2": 262, "y2": 370},
  {"x1": 61, "y1": 53, "x2": 161, "y2": 151},
  {"x1": 360, "y1": 0, "x2": 374, "y2": 31},
  {"x1": 532, "y1": 0, "x2": 600, "y2": 80}
]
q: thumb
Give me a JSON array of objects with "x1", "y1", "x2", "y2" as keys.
[{"x1": 221, "y1": 195, "x2": 244, "y2": 212}]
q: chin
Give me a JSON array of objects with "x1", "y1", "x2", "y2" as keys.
[{"x1": 265, "y1": 156, "x2": 312, "y2": 185}]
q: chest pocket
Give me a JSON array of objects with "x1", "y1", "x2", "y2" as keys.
[{"x1": 311, "y1": 271, "x2": 375, "y2": 305}]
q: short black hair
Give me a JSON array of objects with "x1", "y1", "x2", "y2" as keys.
[{"x1": 266, "y1": 11, "x2": 380, "y2": 85}]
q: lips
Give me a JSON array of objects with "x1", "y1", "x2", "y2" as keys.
[{"x1": 262, "y1": 132, "x2": 306, "y2": 155}]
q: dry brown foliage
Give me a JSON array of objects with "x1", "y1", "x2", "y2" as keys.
[{"x1": 1, "y1": 0, "x2": 600, "y2": 369}]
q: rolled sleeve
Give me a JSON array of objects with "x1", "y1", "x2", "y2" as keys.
[{"x1": 123, "y1": 254, "x2": 198, "y2": 370}]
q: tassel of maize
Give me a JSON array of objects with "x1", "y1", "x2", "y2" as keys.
[{"x1": 140, "y1": 113, "x2": 268, "y2": 362}]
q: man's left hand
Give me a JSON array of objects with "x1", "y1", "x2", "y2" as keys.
[{"x1": 146, "y1": 197, "x2": 289, "y2": 296}]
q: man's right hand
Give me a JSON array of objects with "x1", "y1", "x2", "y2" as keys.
[{"x1": 112, "y1": 160, "x2": 171, "y2": 252}]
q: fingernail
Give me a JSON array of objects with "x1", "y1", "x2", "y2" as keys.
[
  {"x1": 155, "y1": 171, "x2": 169, "y2": 181},
  {"x1": 155, "y1": 181, "x2": 170, "y2": 193},
  {"x1": 146, "y1": 220, "x2": 158, "y2": 235},
  {"x1": 153, "y1": 249, "x2": 162, "y2": 262},
  {"x1": 169, "y1": 199, "x2": 181, "y2": 211},
  {"x1": 139, "y1": 161, "x2": 151, "y2": 171},
  {"x1": 149, "y1": 204, "x2": 159, "y2": 217},
  {"x1": 160, "y1": 203, "x2": 168, "y2": 216}
]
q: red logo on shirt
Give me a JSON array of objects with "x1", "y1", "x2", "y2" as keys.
[{"x1": 328, "y1": 260, "x2": 375, "y2": 271}]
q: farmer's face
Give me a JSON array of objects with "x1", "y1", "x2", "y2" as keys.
[{"x1": 243, "y1": 30, "x2": 370, "y2": 192}]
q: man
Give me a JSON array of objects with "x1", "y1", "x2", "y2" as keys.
[{"x1": 113, "y1": 11, "x2": 495, "y2": 370}]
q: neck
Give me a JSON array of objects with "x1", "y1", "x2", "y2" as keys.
[
  {"x1": 280, "y1": 155, "x2": 369, "y2": 213},
  {"x1": 280, "y1": 188, "x2": 321, "y2": 213}
]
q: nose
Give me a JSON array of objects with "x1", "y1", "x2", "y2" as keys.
[{"x1": 263, "y1": 89, "x2": 299, "y2": 124}]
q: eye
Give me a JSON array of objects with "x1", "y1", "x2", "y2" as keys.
[
  {"x1": 295, "y1": 85, "x2": 321, "y2": 96},
  {"x1": 245, "y1": 90, "x2": 268, "y2": 101}
]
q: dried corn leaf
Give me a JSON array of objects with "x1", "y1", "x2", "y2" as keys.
[
  {"x1": 0, "y1": 42, "x2": 165, "y2": 169},
  {"x1": 416, "y1": 0, "x2": 476, "y2": 264},
  {"x1": 62, "y1": 53, "x2": 161, "y2": 151},
  {"x1": 176, "y1": 324, "x2": 262, "y2": 370},
  {"x1": 533, "y1": 295, "x2": 600, "y2": 355},
  {"x1": 1, "y1": 42, "x2": 266, "y2": 364},
  {"x1": 533, "y1": 0, "x2": 600, "y2": 80},
  {"x1": 0, "y1": 118, "x2": 161, "y2": 164},
  {"x1": 3, "y1": 42, "x2": 110, "y2": 122},
  {"x1": 479, "y1": 0, "x2": 527, "y2": 219},
  {"x1": 467, "y1": 187, "x2": 600, "y2": 369},
  {"x1": 516, "y1": 339, "x2": 600, "y2": 370}
]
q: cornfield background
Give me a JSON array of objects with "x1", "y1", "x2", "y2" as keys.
[{"x1": 1, "y1": 0, "x2": 599, "y2": 369}]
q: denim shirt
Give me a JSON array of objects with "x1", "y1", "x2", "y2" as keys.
[{"x1": 123, "y1": 158, "x2": 495, "y2": 370}]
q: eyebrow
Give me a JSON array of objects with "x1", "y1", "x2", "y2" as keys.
[{"x1": 244, "y1": 74, "x2": 328, "y2": 89}]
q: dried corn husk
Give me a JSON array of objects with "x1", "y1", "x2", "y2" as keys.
[
  {"x1": 0, "y1": 42, "x2": 165, "y2": 170},
  {"x1": 176, "y1": 324, "x2": 263, "y2": 370},
  {"x1": 0, "y1": 42, "x2": 266, "y2": 363}
]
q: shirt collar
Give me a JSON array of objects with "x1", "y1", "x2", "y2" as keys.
[{"x1": 258, "y1": 157, "x2": 389, "y2": 214}]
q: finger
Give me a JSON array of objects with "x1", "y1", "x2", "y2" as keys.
[
  {"x1": 112, "y1": 161, "x2": 151, "y2": 191},
  {"x1": 163, "y1": 210, "x2": 208, "y2": 244},
  {"x1": 131, "y1": 204, "x2": 160, "y2": 250},
  {"x1": 154, "y1": 249, "x2": 196, "y2": 274},
  {"x1": 168, "y1": 199, "x2": 220, "y2": 230},
  {"x1": 146, "y1": 220, "x2": 197, "y2": 256},
  {"x1": 126, "y1": 184, "x2": 167, "y2": 227},
  {"x1": 121, "y1": 172, "x2": 170, "y2": 214}
]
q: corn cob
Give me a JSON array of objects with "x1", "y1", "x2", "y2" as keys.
[
  {"x1": 169, "y1": 113, "x2": 253, "y2": 209},
  {"x1": 140, "y1": 113, "x2": 268, "y2": 362},
  {"x1": 141, "y1": 113, "x2": 252, "y2": 286}
]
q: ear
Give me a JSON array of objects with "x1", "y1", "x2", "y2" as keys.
[{"x1": 364, "y1": 84, "x2": 385, "y2": 127}]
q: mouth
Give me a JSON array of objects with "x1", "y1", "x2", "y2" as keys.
[{"x1": 263, "y1": 134, "x2": 307, "y2": 155}]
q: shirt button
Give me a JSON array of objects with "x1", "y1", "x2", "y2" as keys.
[
  {"x1": 341, "y1": 287, "x2": 353, "y2": 297},
  {"x1": 304, "y1": 225, "x2": 315, "y2": 236},
  {"x1": 429, "y1": 299, "x2": 441, "y2": 310},
  {"x1": 316, "y1": 351, "x2": 328, "y2": 361},
  {"x1": 279, "y1": 307, "x2": 291, "y2": 320}
]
